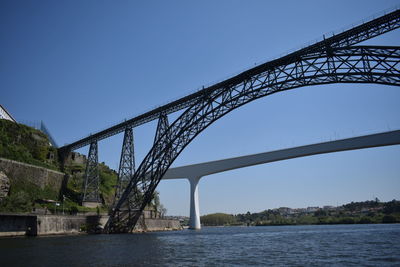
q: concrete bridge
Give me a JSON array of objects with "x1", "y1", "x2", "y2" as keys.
[{"x1": 162, "y1": 130, "x2": 400, "y2": 229}]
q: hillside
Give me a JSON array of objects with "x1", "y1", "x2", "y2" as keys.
[
  {"x1": 0, "y1": 120, "x2": 59, "y2": 170},
  {"x1": 64, "y1": 161, "x2": 118, "y2": 208},
  {"x1": 201, "y1": 200, "x2": 400, "y2": 226},
  {"x1": 0, "y1": 120, "x2": 164, "y2": 214},
  {"x1": 0, "y1": 120, "x2": 118, "y2": 212}
]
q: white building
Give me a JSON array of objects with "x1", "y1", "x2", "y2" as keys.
[{"x1": 0, "y1": 104, "x2": 16, "y2": 122}]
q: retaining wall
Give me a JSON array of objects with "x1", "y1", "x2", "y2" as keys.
[
  {"x1": 0, "y1": 214, "x2": 37, "y2": 236},
  {"x1": 136, "y1": 218, "x2": 182, "y2": 232},
  {"x1": 0, "y1": 158, "x2": 64, "y2": 191},
  {"x1": 36, "y1": 215, "x2": 87, "y2": 235},
  {"x1": 0, "y1": 214, "x2": 182, "y2": 237}
]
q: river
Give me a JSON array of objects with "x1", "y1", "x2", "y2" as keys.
[{"x1": 0, "y1": 224, "x2": 399, "y2": 266}]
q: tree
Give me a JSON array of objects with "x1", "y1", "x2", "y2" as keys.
[
  {"x1": 201, "y1": 213, "x2": 236, "y2": 226},
  {"x1": 160, "y1": 204, "x2": 167, "y2": 217}
]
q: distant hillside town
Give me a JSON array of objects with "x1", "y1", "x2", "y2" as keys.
[{"x1": 201, "y1": 199, "x2": 400, "y2": 227}]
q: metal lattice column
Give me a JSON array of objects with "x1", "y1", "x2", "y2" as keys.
[
  {"x1": 114, "y1": 127, "x2": 135, "y2": 204},
  {"x1": 138, "y1": 113, "x2": 170, "y2": 197},
  {"x1": 112, "y1": 112, "x2": 171, "y2": 225},
  {"x1": 153, "y1": 112, "x2": 171, "y2": 160},
  {"x1": 147, "y1": 112, "x2": 172, "y2": 188},
  {"x1": 82, "y1": 141, "x2": 100, "y2": 204}
]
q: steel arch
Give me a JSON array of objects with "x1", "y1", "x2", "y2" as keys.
[
  {"x1": 58, "y1": 9, "x2": 400, "y2": 153},
  {"x1": 105, "y1": 45, "x2": 400, "y2": 233}
]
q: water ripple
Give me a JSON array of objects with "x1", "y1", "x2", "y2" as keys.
[{"x1": 0, "y1": 224, "x2": 399, "y2": 266}]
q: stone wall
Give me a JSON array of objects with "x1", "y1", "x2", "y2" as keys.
[
  {"x1": 36, "y1": 215, "x2": 87, "y2": 235},
  {"x1": 0, "y1": 214, "x2": 37, "y2": 236},
  {"x1": 0, "y1": 214, "x2": 182, "y2": 237},
  {"x1": 0, "y1": 158, "x2": 64, "y2": 191},
  {"x1": 135, "y1": 218, "x2": 182, "y2": 232},
  {"x1": 0, "y1": 171, "x2": 10, "y2": 199},
  {"x1": 65, "y1": 152, "x2": 86, "y2": 166}
]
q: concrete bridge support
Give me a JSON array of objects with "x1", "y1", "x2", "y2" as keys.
[{"x1": 188, "y1": 177, "x2": 201, "y2": 230}]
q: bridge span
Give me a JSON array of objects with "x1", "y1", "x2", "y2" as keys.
[{"x1": 161, "y1": 130, "x2": 400, "y2": 229}]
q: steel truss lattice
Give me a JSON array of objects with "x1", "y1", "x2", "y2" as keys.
[
  {"x1": 114, "y1": 127, "x2": 135, "y2": 206},
  {"x1": 151, "y1": 112, "x2": 172, "y2": 173},
  {"x1": 82, "y1": 141, "x2": 100, "y2": 203},
  {"x1": 105, "y1": 44, "x2": 400, "y2": 233}
]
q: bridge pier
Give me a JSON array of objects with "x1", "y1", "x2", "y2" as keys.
[
  {"x1": 82, "y1": 141, "x2": 101, "y2": 207},
  {"x1": 188, "y1": 176, "x2": 201, "y2": 230},
  {"x1": 114, "y1": 127, "x2": 135, "y2": 205}
]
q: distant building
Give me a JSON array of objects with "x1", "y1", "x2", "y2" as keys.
[
  {"x1": 0, "y1": 104, "x2": 16, "y2": 122},
  {"x1": 306, "y1": 207, "x2": 319, "y2": 213},
  {"x1": 276, "y1": 207, "x2": 292, "y2": 215}
]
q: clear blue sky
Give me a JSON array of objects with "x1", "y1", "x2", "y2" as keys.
[{"x1": 1, "y1": 0, "x2": 399, "y2": 216}]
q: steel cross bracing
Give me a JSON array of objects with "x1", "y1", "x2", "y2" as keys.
[
  {"x1": 59, "y1": 9, "x2": 400, "y2": 154},
  {"x1": 104, "y1": 45, "x2": 400, "y2": 232},
  {"x1": 152, "y1": 112, "x2": 172, "y2": 166},
  {"x1": 82, "y1": 141, "x2": 100, "y2": 203},
  {"x1": 114, "y1": 127, "x2": 135, "y2": 204},
  {"x1": 111, "y1": 113, "x2": 172, "y2": 223}
]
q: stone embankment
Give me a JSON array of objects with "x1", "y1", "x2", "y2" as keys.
[
  {"x1": 134, "y1": 217, "x2": 182, "y2": 232},
  {"x1": 0, "y1": 171, "x2": 10, "y2": 200},
  {"x1": 0, "y1": 213, "x2": 182, "y2": 237},
  {"x1": 0, "y1": 157, "x2": 64, "y2": 192}
]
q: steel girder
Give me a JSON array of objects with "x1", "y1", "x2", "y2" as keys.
[
  {"x1": 59, "y1": 9, "x2": 400, "y2": 153},
  {"x1": 82, "y1": 141, "x2": 100, "y2": 203},
  {"x1": 104, "y1": 45, "x2": 400, "y2": 233}
]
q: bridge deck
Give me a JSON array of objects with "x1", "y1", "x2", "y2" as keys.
[{"x1": 163, "y1": 130, "x2": 400, "y2": 180}]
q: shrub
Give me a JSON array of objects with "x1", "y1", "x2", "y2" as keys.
[{"x1": 382, "y1": 215, "x2": 397, "y2": 223}]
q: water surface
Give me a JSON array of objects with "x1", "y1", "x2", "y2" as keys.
[{"x1": 0, "y1": 224, "x2": 399, "y2": 266}]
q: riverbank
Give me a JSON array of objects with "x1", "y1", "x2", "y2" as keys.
[{"x1": 0, "y1": 213, "x2": 182, "y2": 237}]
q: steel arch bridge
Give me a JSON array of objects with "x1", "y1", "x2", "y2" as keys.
[{"x1": 59, "y1": 9, "x2": 400, "y2": 233}]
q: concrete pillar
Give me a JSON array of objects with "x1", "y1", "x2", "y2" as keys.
[{"x1": 188, "y1": 176, "x2": 201, "y2": 230}]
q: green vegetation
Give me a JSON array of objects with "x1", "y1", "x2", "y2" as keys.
[
  {"x1": 0, "y1": 179, "x2": 59, "y2": 212},
  {"x1": 0, "y1": 119, "x2": 165, "y2": 215},
  {"x1": 201, "y1": 213, "x2": 237, "y2": 226},
  {"x1": 151, "y1": 191, "x2": 167, "y2": 217},
  {"x1": 200, "y1": 200, "x2": 400, "y2": 227},
  {"x1": 0, "y1": 120, "x2": 59, "y2": 170},
  {"x1": 0, "y1": 120, "x2": 119, "y2": 213},
  {"x1": 62, "y1": 162, "x2": 118, "y2": 209}
]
